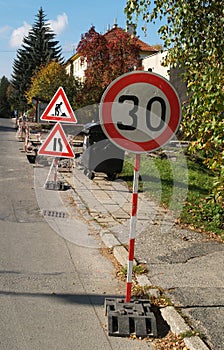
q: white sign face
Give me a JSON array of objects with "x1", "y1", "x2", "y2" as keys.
[
  {"x1": 99, "y1": 71, "x2": 181, "y2": 153},
  {"x1": 40, "y1": 87, "x2": 77, "y2": 123},
  {"x1": 38, "y1": 122, "x2": 75, "y2": 158}
]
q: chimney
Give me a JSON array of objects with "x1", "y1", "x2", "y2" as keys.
[
  {"x1": 113, "y1": 18, "x2": 118, "y2": 29},
  {"x1": 126, "y1": 23, "x2": 135, "y2": 36}
]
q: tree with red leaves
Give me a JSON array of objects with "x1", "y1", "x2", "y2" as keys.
[{"x1": 76, "y1": 26, "x2": 141, "y2": 106}]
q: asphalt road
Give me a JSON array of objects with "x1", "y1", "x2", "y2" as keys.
[{"x1": 0, "y1": 117, "x2": 153, "y2": 350}]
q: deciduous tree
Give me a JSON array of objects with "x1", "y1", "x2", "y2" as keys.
[
  {"x1": 76, "y1": 26, "x2": 141, "y2": 106},
  {"x1": 26, "y1": 61, "x2": 81, "y2": 110},
  {"x1": 125, "y1": 0, "x2": 224, "y2": 203}
]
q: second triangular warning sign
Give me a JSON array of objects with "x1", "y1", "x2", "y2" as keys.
[
  {"x1": 38, "y1": 122, "x2": 75, "y2": 158},
  {"x1": 40, "y1": 87, "x2": 77, "y2": 123}
]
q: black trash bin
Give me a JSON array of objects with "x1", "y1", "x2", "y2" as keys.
[{"x1": 81, "y1": 122, "x2": 124, "y2": 180}]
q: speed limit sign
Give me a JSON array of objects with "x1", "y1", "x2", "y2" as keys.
[{"x1": 99, "y1": 71, "x2": 181, "y2": 153}]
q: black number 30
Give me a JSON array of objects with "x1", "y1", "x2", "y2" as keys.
[{"x1": 117, "y1": 95, "x2": 166, "y2": 132}]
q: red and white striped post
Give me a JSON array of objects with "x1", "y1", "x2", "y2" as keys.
[
  {"x1": 126, "y1": 153, "x2": 141, "y2": 302},
  {"x1": 54, "y1": 157, "x2": 59, "y2": 182}
]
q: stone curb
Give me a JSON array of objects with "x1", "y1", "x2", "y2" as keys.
[
  {"x1": 184, "y1": 336, "x2": 210, "y2": 350},
  {"x1": 63, "y1": 175, "x2": 210, "y2": 350},
  {"x1": 161, "y1": 306, "x2": 191, "y2": 334},
  {"x1": 160, "y1": 307, "x2": 209, "y2": 350},
  {"x1": 100, "y1": 230, "x2": 121, "y2": 248},
  {"x1": 100, "y1": 230, "x2": 210, "y2": 350}
]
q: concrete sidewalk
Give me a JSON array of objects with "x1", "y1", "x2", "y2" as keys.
[{"x1": 62, "y1": 165, "x2": 224, "y2": 350}]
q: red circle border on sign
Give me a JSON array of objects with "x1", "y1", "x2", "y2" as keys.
[{"x1": 100, "y1": 71, "x2": 181, "y2": 153}]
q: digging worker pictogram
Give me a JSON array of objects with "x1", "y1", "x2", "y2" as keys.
[{"x1": 55, "y1": 102, "x2": 63, "y2": 116}]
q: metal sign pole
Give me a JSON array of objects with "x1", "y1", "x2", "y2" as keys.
[
  {"x1": 44, "y1": 158, "x2": 54, "y2": 188},
  {"x1": 54, "y1": 157, "x2": 59, "y2": 182},
  {"x1": 101, "y1": 72, "x2": 181, "y2": 336},
  {"x1": 126, "y1": 153, "x2": 141, "y2": 302}
]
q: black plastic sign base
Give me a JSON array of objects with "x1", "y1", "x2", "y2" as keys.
[
  {"x1": 105, "y1": 298, "x2": 157, "y2": 338},
  {"x1": 45, "y1": 180, "x2": 65, "y2": 191}
]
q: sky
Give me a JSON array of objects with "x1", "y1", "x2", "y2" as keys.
[{"x1": 0, "y1": 0, "x2": 163, "y2": 80}]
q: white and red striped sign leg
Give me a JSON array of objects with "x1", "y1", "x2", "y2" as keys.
[
  {"x1": 54, "y1": 157, "x2": 59, "y2": 182},
  {"x1": 126, "y1": 154, "x2": 141, "y2": 302}
]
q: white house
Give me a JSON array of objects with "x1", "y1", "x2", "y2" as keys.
[
  {"x1": 142, "y1": 50, "x2": 170, "y2": 80},
  {"x1": 65, "y1": 24, "x2": 158, "y2": 82},
  {"x1": 65, "y1": 53, "x2": 87, "y2": 82},
  {"x1": 142, "y1": 51, "x2": 187, "y2": 103}
]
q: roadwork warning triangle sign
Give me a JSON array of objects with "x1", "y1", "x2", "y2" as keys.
[
  {"x1": 38, "y1": 122, "x2": 75, "y2": 158},
  {"x1": 40, "y1": 87, "x2": 77, "y2": 123}
]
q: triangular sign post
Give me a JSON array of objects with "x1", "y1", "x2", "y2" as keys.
[
  {"x1": 38, "y1": 122, "x2": 75, "y2": 158},
  {"x1": 40, "y1": 87, "x2": 77, "y2": 123}
]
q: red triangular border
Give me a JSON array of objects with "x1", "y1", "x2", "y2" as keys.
[
  {"x1": 38, "y1": 122, "x2": 75, "y2": 158},
  {"x1": 40, "y1": 87, "x2": 77, "y2": 123}
]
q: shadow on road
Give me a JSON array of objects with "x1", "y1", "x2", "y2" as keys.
[
  {"x1": 0, "y1": 289, "x2": 171, "y2": 338},
  {"x1": 0, "y1": 125, "x2": 16, "y2": 132},
  {"x1": 0, "y1": 289, "x2": 121, "y2": 306}
]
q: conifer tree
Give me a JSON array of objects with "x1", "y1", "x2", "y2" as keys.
[
  {"x1": 11, "y1": 7, "x2": 63, "y2": 110},
  {"x1": 0, "y1": 76, "x2": 10, "y2": 117}
]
